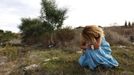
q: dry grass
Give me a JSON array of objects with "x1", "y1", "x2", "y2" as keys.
[
  {"x1": 1, "y1": 45, "x2": 133, "y2": 75},
  {"x1": 104, "y1": 26, "x2": 134, "y2": 43},
  {"x1": 104, "y1": 29, "x2": 131, "y2": 45},
  {"x1": 0, "y1": 26, "x2": 134, "y2": 75}
]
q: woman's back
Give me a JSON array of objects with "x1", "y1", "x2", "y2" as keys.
[{"x1": 100, "y1": 37, "x2": 112, "y2": 54}]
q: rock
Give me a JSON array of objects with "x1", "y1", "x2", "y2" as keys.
[
  {"x1": 52, "y1": 57, "x2": 59, "y2": 60},
  {"x1": 24, "y1": 64, "x2": 39, "y2": 71},
  {"x1": 44, "y1": 59, "x2": 51, "y2": 62},
  {"x1": 76, "y1": 51, "x2": 82, "y2": 53},
  {"x1": 43, "y1": 57, "x2": 59, "y2": 62},
  {"x1": 118, "y1": 45, "x2": 126, "y2": 48}
]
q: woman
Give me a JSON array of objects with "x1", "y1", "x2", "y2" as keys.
[{"x1": 79, "y1": 25, "x2": 119, "y2": 70}]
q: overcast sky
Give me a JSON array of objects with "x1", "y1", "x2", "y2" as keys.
[{"x1": 0, "y1": 0, "x2": 134, "y2": 33}]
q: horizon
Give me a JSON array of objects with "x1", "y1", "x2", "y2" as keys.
[{"x1": 0, "y1": 0, "x2": 134, "y2": 33}]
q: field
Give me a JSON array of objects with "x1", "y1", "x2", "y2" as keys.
[
  {"x1": 0, "y1": 45, "x2": 134, "y2": 75},
  {"x1": 0, "y1": 26, "x2": 134, "y2": 75}
]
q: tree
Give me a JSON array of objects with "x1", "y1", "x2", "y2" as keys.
[
  {"x1": 124, "y1": 21, "x2": 127, "y2": 27},
  {"x1": 128, "y1": 21, "x2": 131, "y2": 27},
  {"x1": 19, "y1": 18, "x2": 43, "y2": 44},
  {"x1": 40, "y1": 0, "x2": 67, "y2": 30},
  {"x1": 40, "y1": 0, "x2": 68, "y2": 47},
  {"x1": 132, "y1": 22, "x2": 134, "y2": 27},
  {"x1": 0, "y1": 30, "x2": 17, "y2": 46},
  {"x1": 2, "y1": 31, "x2": 14, "y2": 41},
  {"x1": 19, "y1": 0, "x2": 68, "y2": 46}
]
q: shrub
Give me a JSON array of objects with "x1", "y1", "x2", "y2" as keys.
[
  {"x1": 55, "y1": 27, "x2": 75, "y2": 47},
  {"x1": 104, "y1": 29, "x2": 131, "y2": 45},
  {"x1": 0, "y1": 45, "x2": 19, "y2": 61}
]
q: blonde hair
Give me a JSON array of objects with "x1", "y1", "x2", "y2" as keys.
[{"x1": 81, "y1": 25, "x2": 104, "y2": 45}]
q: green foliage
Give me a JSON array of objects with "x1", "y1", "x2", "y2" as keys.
[
  {"x1": 40, "y1": 0, "x2": 68, "y2": 47},
  {"x1": 19, "y1": 18, "x2": 43, "y2": 44},
  {"x1": 19, "y1": 18, "x2": 43, "y2": 36},
  {"x1": 124, "y1": 21, "x2": 134, "y2": 27},
  {"x1": 19, "y1": 0, "x2": 68, "y2": 46},
  {"x1": 41, "y1": 0, "x2": 67, "y2": 30},
  {"x1": 0, "y1": 30, "x2": 16, "y2": 43},
  {"x1": 132, "y1": 22, "x2": 134, "y2": 26},
  {"x1": 128, "y1": 21, "x2": 131, "y2": 27},
  {"x1": 0, "y1": 29, "x2": 4, "y2": 33},
  {"x1": 124, "y1": 21, "x2": 127, "y2": 27}
]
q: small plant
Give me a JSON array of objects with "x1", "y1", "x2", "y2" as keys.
[{"x1": 0, "y1": 45, "x2": 19, "y2": 61}]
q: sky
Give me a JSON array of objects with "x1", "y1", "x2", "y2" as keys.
[{"x1": 0, "y1": 0, "x2": 134, "y2": 33}]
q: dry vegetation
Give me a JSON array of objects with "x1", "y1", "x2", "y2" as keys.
[
  {"x1": 0, "y1": 26, "x2": 134, "y2": 75},
  {"x1": 0, "y1": 45, "x2": 134, "y2": 75},
  {"x1": 104, "y1": 26, "x2": 134, "y2": 45}
]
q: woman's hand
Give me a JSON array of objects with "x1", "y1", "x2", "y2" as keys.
[
  {"x1": 93, "y1": 37, "x2": 101, "y2": 49},
  {"x1": 80, "y1": 43, "x2": 92, "y2": 50},
  {"x1": 80, "y1": 37, "x2": 102, "y2": 50}
]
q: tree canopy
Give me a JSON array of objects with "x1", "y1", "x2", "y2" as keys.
[{"x1": 41, "y1": 0, "x2": 67, "y2": 30}]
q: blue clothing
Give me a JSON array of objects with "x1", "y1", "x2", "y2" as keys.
[{"x1": 79, "y1": 37, "x2": 119, "y2": 70}]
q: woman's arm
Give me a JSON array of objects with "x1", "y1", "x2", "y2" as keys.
[
  {"x1": 80, "y1": 40, "x2": 86, "y2": 50},
  {"x1": 80, "y1": 41, "x2": 92, "y2": 50},
  {"x1": 80, "y1": 45, "x2": 87, "y2": 50},
  {"x1": 80, "y1": 36, "x2": 102, "y2": 50},
  {"x1": 94, "y1": 37, "x2": 102, "y2": 49}
]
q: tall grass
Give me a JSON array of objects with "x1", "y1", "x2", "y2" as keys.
[
  {"x1": 0, "y1": 45, "x2": 19, "y2": 61},
  {"x1": 104, "y1": 29, "x2": 131, "y2": 45}
]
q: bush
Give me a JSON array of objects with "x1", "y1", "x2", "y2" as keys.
[
  {"x1": 104, "y1": 29, "x2": 131, "y2": 45},
  {"x1": 55, "y1": 27, "x2": 75, "y2": 47},
  {"x1": 0, "y1": 45, "x2": 19, "y2": 61}
]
